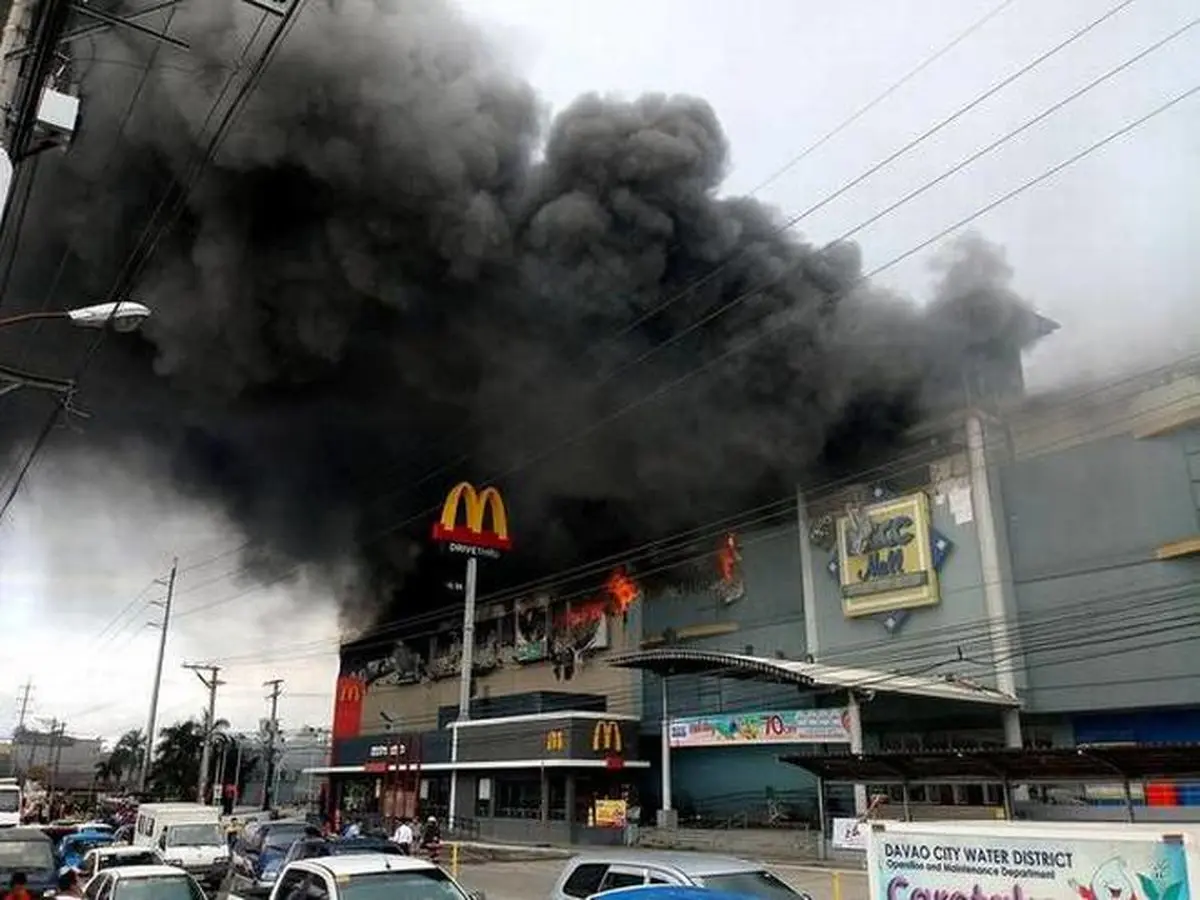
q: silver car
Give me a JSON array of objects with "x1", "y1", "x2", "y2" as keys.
[{"x1": 549, "y1": 851, "x2": 814, "y2": 900}]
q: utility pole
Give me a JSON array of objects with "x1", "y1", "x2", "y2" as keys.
[
  {"x1": 183, "y1": 663, "x2": 223, "y2": 805},
  {"x1": 13, "y1": 679, "x2": 32, "y2": 781},
  {"x1": 139, "y1": 558, "x2": 177, "y2": 793},
  {"x1": 0, "y1": 0, "x2": 37, "y2": 141},
  {"x1": 45, "y1": 719, "x2": 64, "y2": 802},
  {"x1": 262, "y1": 679, "x2": 283, "y2": 812}
]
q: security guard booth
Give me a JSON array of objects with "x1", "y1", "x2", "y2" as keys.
[{"x1": 448, "y1": 711, "x2": 647, "y2": 845}]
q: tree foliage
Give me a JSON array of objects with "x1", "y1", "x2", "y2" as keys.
[{"x1": 97, "y1": 718, "x2": 262, "y2": 801}]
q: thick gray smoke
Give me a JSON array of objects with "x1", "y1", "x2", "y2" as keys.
[{"x1": 2, "y1": 0, "x2": 1043, "y2": 627}]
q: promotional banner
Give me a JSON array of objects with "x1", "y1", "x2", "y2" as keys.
[
  {"x1": 668, "y1": 709, "x2": 851, "y2": 747},
  {"x1": 871, "y1": 828, "x2": 1190, "y2": 900},
  {"x1": 593, "y1": 799, "x2": 627, "y2": 829}
]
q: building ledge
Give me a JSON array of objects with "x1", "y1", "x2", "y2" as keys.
[
  {"x1": 641, "y1": 622, "x2": 739, "y2": 648},
  {"x1": 1156, "y1": 536, "x2": 1200, "y2": 560}
]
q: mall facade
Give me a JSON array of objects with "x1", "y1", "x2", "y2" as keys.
[{"x1": 311, "y1": 351, "x2": 1200, "y2": 838}]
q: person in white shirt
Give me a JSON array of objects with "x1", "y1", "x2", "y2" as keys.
[{"x1": 391, "y1": 818, "x2": 413, "y2": 854}]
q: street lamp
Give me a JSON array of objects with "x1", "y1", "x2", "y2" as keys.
[{"x1": 0, "y1": 300, "x2": 152, "y2": 334}]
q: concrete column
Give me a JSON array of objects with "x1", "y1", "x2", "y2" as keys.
[
  {"x1": 657, "y1": 676, "x2": 677, "y2": 827},
  {"x1": 847, "y1": 692, "x2": 868, "y2": 814},
  {"x1": 966, "y1": 413, "x2": 1023, "y2": 748},
  {"x1": 796, "y1": 487, "x2": 821, "y2": 659},
  {"x1": 539, "y1": 768, "x2": 549, "y2": 823},
  {"x1": 565, "y1": 772, "x2": 577, "y2": 825}
]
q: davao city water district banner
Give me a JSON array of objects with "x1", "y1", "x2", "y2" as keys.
[{"x1": 870, "y1": 829, "x2": 1190, "y2": 900}]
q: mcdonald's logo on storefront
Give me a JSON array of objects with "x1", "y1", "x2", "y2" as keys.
[
  {"x1": 332, "y1": 676, "x2": 366, "y2": 741},
  {"x1": 592, "y1": 721, "x2": 623, "y2": 753},
  {"x1": 545, "y1": 730, "x2": 566, "y2": 753},
  {"x1": 339, "y1": 680, "x2": 364, "y2": 704},
  {"x1": 431, "y1": 482, "x2": 512, "y2": 553}
]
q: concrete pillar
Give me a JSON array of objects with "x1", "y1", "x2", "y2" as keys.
[
  {"x1": 966, "y1": 413, "x2": 1022, "y2": 748},
  {"x1": 796, "y1": 487, "x2": 821, "y2": 658},
  {"x1": 847, "y1": 692, "x2": 868, "y2": 815}
]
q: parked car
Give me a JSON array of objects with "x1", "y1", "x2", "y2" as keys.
[
  {"x1": 228, "y1": 819, "x2": 321, "y2": 895},
  {"x1": 80, "y1": 845, "x2": 166, "y2": 885},
  {"x1": 549, "y1": 852, "x2": 813, "y2": 900},
  {"x1": 229, "y1": 853, "x2": 482, "y2": 900},
  {"x1": 81, "y1": 864, "x2": 205, "y2": 900},
  {"x1": 57, "y1": 831, "x2": 115, "y2": 871},
  {"x1": 0, "y1": 828, "x2": 57, "y2": 898}
]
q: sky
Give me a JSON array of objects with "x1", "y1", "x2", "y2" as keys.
[{"x1": 1, "y1": 0, "x2": 1198, "y2": 745}]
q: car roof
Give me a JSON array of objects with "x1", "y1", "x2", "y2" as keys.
[
  {"x1": 565, "y1": 851, "x2": 765, "y2": 877},
  {"x1": 593, "y1": 888, "x2": 755, "y2": 900},
  {"x1": 106, "y1": 865, "x2": 190, "y2": 879},
  {"x1": 297, "y1": 854, "x2": 439, "y2": 877},
  {"x1": 0, "y1": 828, "x2": 50, "y2": 844},
  {"x1": 89, "y1": 846, "x2": 159, "y2": 857}
]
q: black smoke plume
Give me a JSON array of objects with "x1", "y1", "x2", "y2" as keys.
[{"x1": 0, "y1": 0, "x2": 1047, "y2": 632}]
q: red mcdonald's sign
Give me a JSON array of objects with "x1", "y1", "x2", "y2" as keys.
[{"x1": 332, "y1": 676, "x2": 366, "y2": 740}]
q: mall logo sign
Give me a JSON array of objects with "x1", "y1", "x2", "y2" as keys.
[{"x1": 826, "y1": 488, "x2": 953, "y2": 634}]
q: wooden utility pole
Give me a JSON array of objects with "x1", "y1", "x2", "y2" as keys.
[
  {"x1": 139, "y1": 558, "x2": 177, "y2": 793},
  {"x1": 183, "y1": 663, "x2": 223, "y2": 805},
  {"x1": 261, "y1": 679, "x2": 283, "y2": 811}
]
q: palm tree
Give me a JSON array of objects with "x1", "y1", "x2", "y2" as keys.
[
  {"x1": 109, "y1": 729, "x2": 146, "y2": 787},
  {"x1": 148, "y1": 720, "x2": 205, "y2": 800}
]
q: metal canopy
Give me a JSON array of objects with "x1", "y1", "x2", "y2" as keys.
[
  {"x1": 607, "y1": 648, "x2": 1019, "y2": 708},
  {"x1": 780, "y1": 745, "x2": 1200, "y2": 784}
]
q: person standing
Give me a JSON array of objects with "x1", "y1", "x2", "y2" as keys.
[
  {"x1": 55, "y1": 870, "x2": 83, "y2": 899},
  {"x1": 391, "y1": 817, "x2": 413, "y2": 855}
]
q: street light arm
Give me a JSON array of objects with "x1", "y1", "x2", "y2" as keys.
[{"x1": 0, "y1": 311, "x2": 70, "y2": 329}]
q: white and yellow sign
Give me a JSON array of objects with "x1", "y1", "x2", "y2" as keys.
[{"x1": 836, "y1": 492, "x2": 939, "y2": 618}]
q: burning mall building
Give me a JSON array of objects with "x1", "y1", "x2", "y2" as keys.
[{"x1": 313, "y1": 325, "x2": 1200, "y2": 842}]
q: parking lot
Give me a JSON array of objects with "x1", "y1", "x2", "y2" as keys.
[{"x1": 454, "y1": 857, "x2": 868, "y2": 900}]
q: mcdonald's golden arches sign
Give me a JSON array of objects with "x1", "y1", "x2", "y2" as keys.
[
  {"x1": 431, "y1": 482, "x2": 512, "y2": 554},
  {"x1": 592, "y1": 720, "x2": 623, "y2": 753},
  {"x1": 545, "y1": 730, "x2": 566, "y2": 753}
]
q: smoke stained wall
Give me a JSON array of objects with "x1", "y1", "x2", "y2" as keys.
[{"x1": 0, "y1": 0, "x2": 1048, "y2": 631}]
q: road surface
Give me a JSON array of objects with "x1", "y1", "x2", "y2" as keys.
[{"x1": 454, "y1": 858, "x2": 868, "y2": 900}]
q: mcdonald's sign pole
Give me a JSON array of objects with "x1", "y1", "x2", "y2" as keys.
[{"x1": 431, "y1": 482, "x2": 512, "y2": 827}]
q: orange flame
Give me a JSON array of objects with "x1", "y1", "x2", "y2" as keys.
[
  {"x1": 605, "y1": 568, "x2": 641, "y2": 613},
  {"x1": 717, "y1": 532, "x2": 741, "y2": 583}
]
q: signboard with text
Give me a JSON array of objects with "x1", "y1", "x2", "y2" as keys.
[
  {"x1": 837, "y1": 492, "x2": 939, "y2": 617},
  {"x1": 668, "y1": 709, "x2": 850, "y2": 747},
  {"x1": 868, "y1": 827, "x2": 1190, "y2": 900}
]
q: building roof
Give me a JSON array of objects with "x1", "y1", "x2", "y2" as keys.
[
  {"x1": 606, "y1": 649, "x2": 1019, "y2": 708},
  {"x1": 780, "y1": 744, "x2": 1200, "y2": 784}
]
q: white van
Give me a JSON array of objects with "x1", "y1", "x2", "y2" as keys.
[
  {"x1": 133, "y1": 802, "x2": 228, "y2": 888},
  {"x1": 0, "y1": 779, "x2": 21, "y2": 827}
]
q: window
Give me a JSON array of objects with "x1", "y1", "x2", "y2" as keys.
[
  {"x1": 0, "y1": 791, "x2": 19, "y2": 813},
  {"x1": 700, "y1": 870, "x2": 802, "y2": 900},
  {"x1": 84, "y1": 875, "x2": 109, "y2": 900},
  {"x1": 276, "y1": 870, "x2": 308, "y2": 900},
  {"x1": 649, "y1": 876, "x2": 672, "y2": 885},
  {"x1": 0, "y1": 838, "x2": 54, "y2": 872},
  {"x1": 598, "y1": 869, "x2": 645, "y2": 892},
  {"x1": 115, "y1": 876, "x2": 205, "y2": 900},
  {"x1": 167, "y1": 825, "x2": 223, "y2": 847},
  {"x1": 561, "y1": 864, "x2": 608, "y2": 898},
  {"x1": 306, "y1": 875, "x2": 331, "y2": 900}
]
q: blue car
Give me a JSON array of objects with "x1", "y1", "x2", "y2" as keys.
[
  {"x1": 56, "y1": 830, "x2": 114, "y2": 871},
  {"x1": 229, "y1": 820, "x2": 321, "y2": 895}
]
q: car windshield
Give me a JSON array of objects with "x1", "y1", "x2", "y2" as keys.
[
  {"x1": 0, "y1": 840, "x2": 54, "y2": 874},
  {"x1": 168, "y1": 824, "x2": 222, "y2": 846},
  {"x1": 69, "y1": 837, "x2": 113, "y2": 854},
  {"x1": 0, "y1": 792, "x2": 19, "y2": 813},
  {"x1": 264, "y1": 826, "x2": 310, "y2": 850},
  {"x1": 99, "y1": 851, "x2": 161, "y2": 870},
  {"x1": 339, "y1": 870, "x2": 466, "y2": 900},
  {"x1": 115, "y1": 875, "x2": 206, "y2": 900},
  {"x1": 699, "y1": 871, "x2": 801, "y2": 900}
]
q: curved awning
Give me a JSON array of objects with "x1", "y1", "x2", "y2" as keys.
[{"x1": 607, "y1": 648, "x2": 1019, "y2": 708}]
